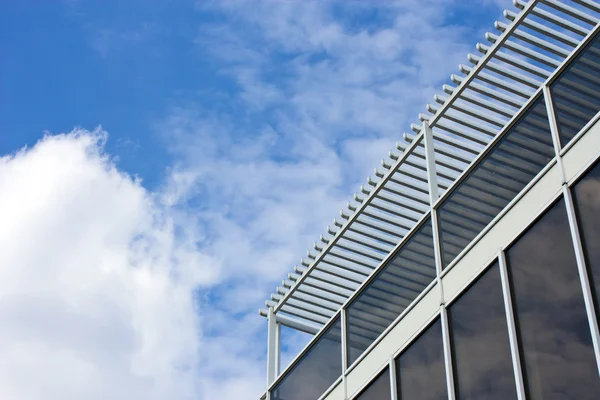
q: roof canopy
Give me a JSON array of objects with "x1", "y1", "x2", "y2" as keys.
[{"x1": 259, "y1": 0, "x2": 600, "y2": 335}]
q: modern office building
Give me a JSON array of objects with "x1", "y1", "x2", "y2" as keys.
[{"x1": 259, "y1": 0, "x2": 600, "y2": 398}]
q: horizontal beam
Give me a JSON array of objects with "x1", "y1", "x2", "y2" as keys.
[{"x1": 259, "y1": 308, "x2": 321, "y2": 335}]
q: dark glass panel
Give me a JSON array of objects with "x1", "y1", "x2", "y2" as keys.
[
  {"x1": 271, "y1": 317, "x2": 342, "y2": 400},
  {"x1": 449, "y1": 262, "x2": 517, "y2": 399},
  {"x1": 355, "y1": 368, "x2": 391, "y2": 400},
  {"x1": 396, "y1": 318, "x2": 447, "y2": 400},
  {"x1": 346, "y1": 219, "x2": 436, "y2": 366},
  {"x1": 551, "y1": 32, "x2": 600, "y2": 147},
  {"x1": 506, "y1": 199, "x2": 600, "y2": 399},
  {"x1": 572, "y1": 160, "x2": 600, "y2": 323},
  {"x1": 438, "y1": 96, "x2": 555, "y2": 268}
]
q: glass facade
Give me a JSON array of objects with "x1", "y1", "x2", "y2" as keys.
[
  {"x1": 396, "y1": 318, "x2": 448, "y2": 400},
  {"x1": 271, "y1": 316, "x2": 342, "y2": 400},
  {"x1": 551, "y1": 32, "x2": 600, "y2": 148},
  {"x1": 354, "y1": 368, "x2": 391, "y2": 400},
  {"x1": 346, "y1": 218, "x2": 436, "y2": 366},
  {"x1": 506, "y1": 199, "x2": 600, "y2": 399},
  {"x1": 437, "y1": 96, "x2": 555, "y2": 269},
  {"x1": 448, "y1": 262, "x2": 517, "y2": 399},
  {"x1": 267, "y1": 20, "x2": 600, "y2": 400},
  {"x1": 572, "y1": 160, "x2": 600, "y2": 323}
]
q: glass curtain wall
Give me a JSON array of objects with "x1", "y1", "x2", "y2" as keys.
[
  {"x1": 447, "y1": 262, "x2": 517, "y2": 399},
  {"x1": 551, "y1": 32, "x2": 600, "y2": 148},
  {"x1": 395, "y1": 318, "x2": 448, "y2": 400},
  {"x1": 505, "y1": 199, "x2": 600, "y2": 399},
  {"x1": 346, "y1": 218, "x2": 436, "y2": 366},
  {"x1": 271, "y1": 317, "x2": 342, "y2": 400},
  {"x1": 437, "y1": 96, "x2": 554, "y2": 269},
  {"x1": 572, "y1": 160, "x2": 600, "y2": 323},
  {"x1": 269, "y1": 26, "x2": 600, "y2": 400},
  {"x1": 354, "y1": 368, "x2": 391, "y2": 400}
]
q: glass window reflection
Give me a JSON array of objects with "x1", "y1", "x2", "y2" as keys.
[
  {"x1": 572, "y1": 160, "x2": 600, "y2": 325},
  {"x1": 271, "y1": 317, "x2": 342, "y2": 400},
  {"x1": 448, "y1": 262, "x2": 517, "y2": 399},
  {"x1": 506, "y1": 199, "x2": 600, "y2": 399},
  {"x1": 396, "y1": 318, "x2": 447, "y2": 400},
  {"x1": 346, "y1": 219, "x2": 436, "y2": 366},
  {"x1": 551, "y1": 32, "x2": 600, "y2": 147},
  {"x1": 355, "y1": 368, "x2": 391, "y2": 400},
  {"x1": 438, "y1": 96, "x2": 555, "y2": 269}
]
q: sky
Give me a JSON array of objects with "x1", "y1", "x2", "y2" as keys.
[{"x1": 0, "y1": 0, "x2": 509, "y2": 398}]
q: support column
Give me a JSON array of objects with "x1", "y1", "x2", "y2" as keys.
[
  {"x1": 423, "y1": 121, "x2": 455, "y2": 400},
  {"x1": 423, "y1": 121, "x2": 443, "y2": 299},
  {"x1": 267, "y1": 307, "x2": 280, "y2": 389}
]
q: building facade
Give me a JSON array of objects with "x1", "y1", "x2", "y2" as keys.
[{"x1": 260, "y1": 1, "x2": 600, "y2": 399}]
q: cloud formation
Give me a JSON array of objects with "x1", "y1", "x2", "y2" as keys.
[{"x1": 0, "y1": 130, "x2": 216, "y2": 400}]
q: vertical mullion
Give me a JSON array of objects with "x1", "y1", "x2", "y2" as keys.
[
  {"x1": 341, "y1": 308, "x2": 348, "y2": 398},
  {"x1": 498, "y1": 251, "x2": 527, "y2": 400},
  {"x1": 543, "y1": 85, "x2": 567, "y2": 183},
  {"x1": 440, "y1": 306, "x2": 456, "y2": 400},
  {"x1": 389, "y1": 356, "x2": 398, "y2": 400},
  {"x1": 267, "y1": 307, "x2": 278, "y2": 387},
  {"x1": 275, "y1": 322, "x2": 281, "y2": 377},
  {"x1": 563, "y1": 186, "x2": 600, "y2": 374},
  {"x1": 266, "y1": 308, "x2": 279, "y2": 400},
  {"x1": 424, "y1": 121, "x2": 455, "y2": 400},
  {"x1": 423, "y1": 121, "x2": 445, "y2": 300}
]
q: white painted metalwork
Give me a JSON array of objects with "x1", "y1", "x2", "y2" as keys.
[
  {"x1": 389, "y1": 357, "x2": 398, "y2": 400},
  {"x1": 341, "y1": 308, "x2": 348, "y2": 398},
  {"x1": 498, "y1": 251, "x2": 527, "y2": 400},
  {"x1": 266, "y1": 308, "x2": 279, "y2": 387},
  {"x1": 543, "y1": 85, "x2": 569, "y2": 183},
  {"x1": 261, "y1": 1, "x2": 600, "y2": 334},
  {"x1": 262, "y1": 0, "x2": 600, "y2": 397},
  {"x1": 440, "y1": 306, "x2": 456, "y2": 400}
]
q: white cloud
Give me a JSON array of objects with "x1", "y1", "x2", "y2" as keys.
[{"x1": 0, "y1": 130, "x2": 218, "y2": 400}]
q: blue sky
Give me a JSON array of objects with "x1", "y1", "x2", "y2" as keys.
[{"x1": 0, "y1": 0, "x2": 507, "y2": 398}]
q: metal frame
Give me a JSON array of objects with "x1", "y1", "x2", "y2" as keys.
[
  {"x1": 264, "y1": 2, "x2": 600, "y2": 398},
  {"x1": 341, "y1": 308, "x2": 348, "y2": 398},
  {"x1": 267, "y1": 310, "x2": 342, "y2": 393},
  {"x1": 388, "y1": 357, "x2": 398, "y2": 400},
  {"x1": 336, "y1": 143, "x2": 600, "y2": 400},
  {"x1": 346, "y1": 310, "x2": 442, "y2": 400},
  {"x1": 498, "y1": 251, "x2": 527, "y2": 400},
  {"x1": 266, "y1": 308, "x2": 279, "y2": 387},
  {"x1": 270, "y1": 132, "x2": 426, "y2": 315},
  {"x1": 345, "y1": 276, "x2": 438, "y2": 375},
  {"x1": 440, "y1": 306, "x2": 456, "y2": 400}
]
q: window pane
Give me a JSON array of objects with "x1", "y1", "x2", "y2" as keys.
[
  {"x1": 346, "y1": 219, "x2": 436, "y2": 367},
  {"x1": 355, "y1": 368, "x2": 391, "y2": 400},
  {"x1": 506, "y1": 199, "x2": 600, "y2": 399},
  {"x1": 551, "y1": 32, "x2": 600, "y2": 147},
  {"x1": 438, "y1": 96, "x2": 554, "y2": 269},
  {"x1": 271, "y1": 317, "x2": 342, "y2": 400},
  {"x1": 449, "y1": 262, "x2": 517, "y2": 399},
  {"x1": 572, "y1": 161, "x2": 600, "y2": 323},
  {"x1": 396, "y1": 318, "x2": 447, "y2": 400}
]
